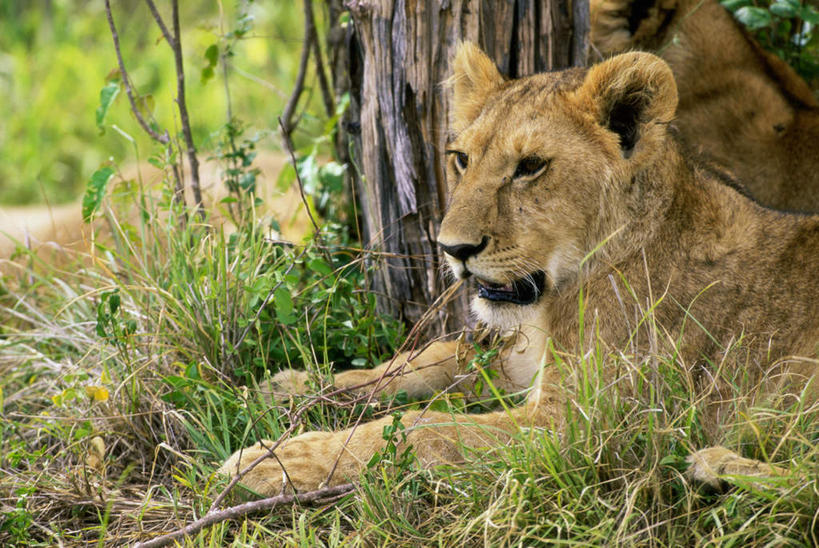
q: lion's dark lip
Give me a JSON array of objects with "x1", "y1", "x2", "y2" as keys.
[{"x1": 475, "y1": 271, "x2": 546, "y2": 305}]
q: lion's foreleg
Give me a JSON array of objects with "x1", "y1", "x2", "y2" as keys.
[
  {"x1": 268, "y1": 340, "x2": 471, "y2": 399},
  {"x1": 219, "y1": 398, "x2": 560, "y2": 496}
]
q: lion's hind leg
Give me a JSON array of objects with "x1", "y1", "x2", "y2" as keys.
[{"x1": 686, "y1": 446, "x2": 787, "y2": 489}]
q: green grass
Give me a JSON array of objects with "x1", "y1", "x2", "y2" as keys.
[
  {"x1": 0, "y1": 1, "x2": 306, "y2": 205},
  {"x1": 0, "y1": 188, "x2": 402, "y2": 544},
  {"x1": 0, "y1": 194, "x2": 816, "y2": 544},
  {"x1": 0, "y1": 1, "x2": 817, "y2": 545}
]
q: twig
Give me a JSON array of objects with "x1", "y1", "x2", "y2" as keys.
[
  {"x1": 170, "y1": 160, "x2": 188, "y2": 215},
  {"x1": 169, "y1": 0, "x2": 204, "y2": 218},
  {"x1": 322, "y1": 280, "x2": 465, "y2": 485},
  {"x1": 103, "y1": 0, "x2": 170, "y2": 144},
  {"x1": 218, "y1": 4, "x2": 243, "y2": 222},
  {"x1": 306, "y1": 0, "x2": 334, "y2": 117},
  {"x1": 278, "y1": 116, "x2": 337, "y2": 266},
  {"x1": 281, "y1": 0, "x2": 313, "y2": 135},
  {"x1": 143, "y1": 0, "x2": 175, "y2": 47},
  {"x1": 133, "y1": 483, "x2": 354, "y2": 548},
  {"x1": 144, "y1": 0, "x2": 205, "y2": 218},
  {"x1": 207, "y1": 401, "x2": 309, "y2": 513},
  {"x1": 278, "y1": 118, "x2": 322, "y2": 237}
]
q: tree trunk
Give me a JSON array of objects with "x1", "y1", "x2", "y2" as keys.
[{"x1": 341, "y1": 0, "x2": 589, "y2": 335}]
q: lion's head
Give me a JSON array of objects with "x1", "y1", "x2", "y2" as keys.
[{"x1": 439, "y1": 44, "x2": 679, "y2": 328}]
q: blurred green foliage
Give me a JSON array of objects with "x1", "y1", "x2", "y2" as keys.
[
  {"x1": 723, "y1": 0, "x2": 819, "y2": 87},
  {"x1": 0, "y1": 0, "x2": 303, "y2": 205},
  {"x1": 2, "y1": 1, "x2": 816, "y2": 206}
]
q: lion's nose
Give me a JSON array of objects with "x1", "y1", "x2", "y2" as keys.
[{"x1": 439, "y1": 236, "x2": 489, "y2": 262}]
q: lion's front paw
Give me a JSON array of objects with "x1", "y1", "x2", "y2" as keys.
[
  {"x1": 686, "y1": 446, "x2": 785, "y2": 488},
  {"x1": 219, "y1": 432, "x2": 342, "y2": 495}
]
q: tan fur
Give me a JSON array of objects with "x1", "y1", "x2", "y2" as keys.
[
  {"x1": 590, "y1": 0, "x2": 819, "y2": 212},
  {"x1": 222, "y1": 45, "x2": 818, "y2": 495}
]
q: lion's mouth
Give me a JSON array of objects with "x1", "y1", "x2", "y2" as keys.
[{"x1": 475, "y1": 271, "x2": 546, "y2": 305}]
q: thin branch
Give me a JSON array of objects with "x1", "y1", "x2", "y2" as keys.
[
  {"x1": 278, "y1": 117, "x2": 336, "y2": 265},
  {"x1": 104, "y1": 0, "x2": 169, "y2": 144},
  {"x1": 143, "y1": 0, "x2": 175, "y2": 48},
  {"x1": 305, "y1": 0, "x2": 334, "y2": 117},
  {"x1": 170, "y1": 158, "x2": 189, "y2": 216},
  {"x1": 207, "y1": 399, "x2": 310, "y2": 513},
  {"x1": 170, "y1": 0, "x2": 204, "y2": 217},
  {"x1": 281, "y1": 0, "x2": 313, "y2": 135},
  {"x1": 133, "y1": 483, "x2": 355, "y2": 548},
  {"x1": 144, "y1": 0, "x2": 205, "y2": 218},
  {"x1": 278, "y1": 118, "x2": 322, "y2": 237}
]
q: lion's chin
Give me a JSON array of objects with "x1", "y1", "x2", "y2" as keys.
[{"x1": 471, "y1": 295, "x2": 542, "y2": 329}]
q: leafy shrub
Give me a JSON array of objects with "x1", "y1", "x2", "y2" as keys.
[{"x1": 723, "y1": 0, "x2": 819, "y2": 86}]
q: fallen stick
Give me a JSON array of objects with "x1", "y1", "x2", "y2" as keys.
[{"x1": 133, "y1": 483, "x2": 355, "y2": 548}]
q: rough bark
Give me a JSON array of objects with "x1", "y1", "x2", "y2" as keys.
[{"x1": 341, "y1": 0, "x2": 588, "y2": 334}]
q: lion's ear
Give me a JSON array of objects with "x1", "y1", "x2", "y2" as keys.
[
  {"x1": 449, "y1": 42, "x2": 505, "y2": 131},
  {"x1": 575, "y1": 52, "x2": 678, "y2": 159}
]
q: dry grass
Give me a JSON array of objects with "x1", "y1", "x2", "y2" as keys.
[{"x1": 0, "y1": 191, "x2": 817, "y2": 546}]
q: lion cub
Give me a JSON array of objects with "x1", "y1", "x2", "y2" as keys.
[{"x1": 221, "y1": 44, "x2": 818, "y2": 495}]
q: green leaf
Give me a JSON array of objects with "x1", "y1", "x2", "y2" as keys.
[
  {"x1": 127, "y1": 94, "x2": 156, "y2": 129},
  {"x1": 428, "y1": 399, "x2": 453, "y2": 412},
  {"x1": 720, "y1": 0, "x2": 750, "y2": 12},
  {"x1": 82, "y1": 166, "x2": 115, "y2": 222},
  {"x1": 734, "y1": 6, "x2": 773, "y2": 29},
  {"x1": 108, "y1": 292, "x2": 120, "y2": 314},
  {"x1": 95, "y1": 81, "x2": 120, "y2": 133},
  {"x1": 296, "y1": 154, "x2": 320, "y2": 194},
  {"x1": 274, "y1": 286, "x2": 296, "y2": 325},
  {"x1": 770, "y1": 0, "x2": 798, "y2": 18},
  {"x1": 269, "y1": 216, "x2": 281, "y2": 232},
  {"x1": 204, "y1": 43, "x2": 219, "y2": 66},
  {"x1": 95, "y1": 317, "x2": 108, "y2": 338},
  {"x1": 307, "y1": 258, "x2": 333, "y2": 276},
  {"x1": 184, "y1": 362, "x2": 201, "y2": 380},
  {"x1": 275, "y1": 162, "x2": 296, "y2": 192},
  {"x1": 319, "y1": 161, "x2": 346, "y2": 193},
  {"x1": 124, "y1": 320, "x2": 137, "y2": 334},
  {"x1": 74, "y1": 420, "x2": 93, "y2": 440},
  {"x1": 201, "y1": 65, "x2": 215, "y2": 84},
  {"x1": 366, "y1": 451, "x2": 382, "y2": 468},
  {"x1": 800, "y1": 5, "x2": 819, "y2": 24},
  {"x1": 136, "y1": 94, "x2": 155, "y2": 120}
]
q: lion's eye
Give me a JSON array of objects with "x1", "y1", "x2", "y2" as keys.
[
  {"x1": 454, "y1": 151, "x2": 468, "y2": 171},
  {"x1": 447, "y1": 150, "x2": 469, "y2": 172},
  {"x1": 513, "y1": 156, "x2": 549, "y2": 179}
]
